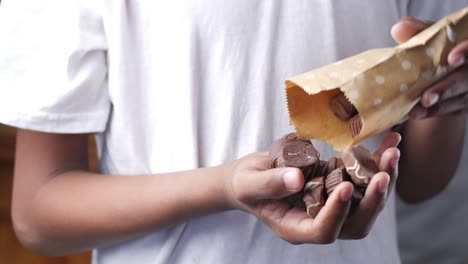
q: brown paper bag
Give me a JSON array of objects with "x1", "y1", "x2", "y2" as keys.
[{"x1": 286, "y1": 7, "x2": 468, "y2": 151}]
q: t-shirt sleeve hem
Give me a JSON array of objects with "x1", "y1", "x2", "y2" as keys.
[{"x1": 0, "y1": 109, "x2": 110, "y2": 134}]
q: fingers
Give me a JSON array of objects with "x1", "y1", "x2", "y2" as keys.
[
  {"x1": 410, "y1": 66, "x2": 468, "y2": 119},
  {"x1": 373, "y1": 132, "x2": 401, "y2": 163},
  {"x1": 378, "y1": 147, "x2": 400, "y2": 198},
  {"x1": 448, "y1": 40, "x2": 468, "y2": 67},
  {"x1": 338, "y1": 147, "x2": 399, "y2": 240},
  {"x1": 339, "y1": 172, "x2": 390, "y2": 239},
  {"x1": 233, "y1": 167, "x2": 305, "y2": 203},
  {"x1": 263, "y1": 182, "x2": 353, "y2": 244},
  {"x1": 391, "y1": 17, "x2": 431, "y2": 44},
  {"x1": 309, "y1": 182, "x2": 353, "y2": 242},
  {"x1": 426, "y1": 93, "x2": 468, "y2": 117},
  {"x1": 418, "y1": 67, "x2": 467, "y2": 108}
]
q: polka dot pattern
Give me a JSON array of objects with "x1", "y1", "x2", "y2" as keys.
[
  {"x1": 348, "y1": 90, "x2": 359, "y2": 100},
  {"x1": 402, "y1": 60, "x2": 412, "y2": 70},
  {"x1": 375, "y1": 75, "x2": 385, "y2": 84},
  {"x1": 425, "y1": 47, "x2": 435, "y2": 58},
  {"x1": 423, "y1": 70, "x2": 433, "y2": 81},
  {"x1": 285, "y1": 8, "x2": 466, "y2": 152},
  {"x1": 400, "y1": 83, "x2": 408, "y2": 93},
  {"x1": 373, "y1": 98, "x2": 382, "y2": 106}
]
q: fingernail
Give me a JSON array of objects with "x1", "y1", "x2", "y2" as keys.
[
  {"x1": 379, "y1": 175, "x2": 390, "y2": 194},
  {"x1": 411, "y1": 107, "x2": 427, "y2": 119},
  {"x1": 403, "y1": 17, "x2": 426, "y2": 29},
  {"x1": 427, "y1": 93, "x2": 439, "y2": 107},
  {"x1": 340, "y1": 186, "x2": 353, "y2": 202},
  {"x1": 451, "y1": 56, "x2": 465, "y2": 68},
  {"x1": 283, "y1": 170, "x2": 301, "y2": 192}
]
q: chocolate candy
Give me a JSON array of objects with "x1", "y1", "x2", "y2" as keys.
[
  {"x1": 277, "y1": 141, "x2": 320, "y2": 169},
  {"x1": 348, "y1": 115, "x2": 363, "y2": 138},
  {"x1": 268, "y1": 135, "x2": 320, "y2": 208},
  {"x1": 329, "y1": 93, "x2": 358, "y2": 121},
  {"x1": 268, "y1": 133, "x2": 312, "y2": 167},
  {"x1": 323, "y1": 157, "x2": 345, "y2": 176},
  {"x1": 341, "y1": 145, "x2": 379, "y2": 187},
  {"x1": 303, "y1": 177, "x2": 325, "y2": 218},
  {"x1": 267, "y1": 133, "x2": 379, "y2": 218},
  {"x1": 324, "y1": 167, "x2": 348, "y2": 195}
]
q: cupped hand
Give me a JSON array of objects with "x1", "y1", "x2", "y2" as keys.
[
  {"x1": 224, "y1": 132, "x2": 401, "y2": 244},
  {"x1": 391, "y1": 16, "x2": 468, "y2": 119}
]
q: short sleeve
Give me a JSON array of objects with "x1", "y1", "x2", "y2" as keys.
[{"x1": 0, "y1": 0, "x2": 110, "y2": 133}]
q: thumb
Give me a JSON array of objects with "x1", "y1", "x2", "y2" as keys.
[
  {"x1": 243, "y1": 168, "x2": 304, "y2": 201},
  {"x1": 391, "y1": 16, "x2": 431, "y2": 44}
]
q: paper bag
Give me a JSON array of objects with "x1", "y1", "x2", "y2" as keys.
[{"x1": 286, "y1": 7, "x2": 468, "y2": 151}]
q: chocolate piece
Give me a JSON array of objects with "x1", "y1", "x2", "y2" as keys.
[
  {"x1": 341, "y1": 145, "x2": 379, "y2": 187},
  {"x1": 277, "y1": 141, "x2": 319, "y2": 167},
  {"x1": 285, "y1": 193, "x2": 306, "y2": 209},
  {"x1": 268, "y1": 132, "x2": 311, "y2": 167},
  {"x1": 329, "y1": 93, "x2": 358, "y2": 121},
  {"x1": 268, "y1": 135, "x2": 320, "y2": 209},
  {"x1": 303, "y1": 177, "x2": 325, "y2": 218},
  {"x1": 323, "y1": 157, "x2": 345, "y2": 176},
  {"x1": 317, "y1": 160, "x2": 328, "y2": 177},
  {"x1": 277, "y1": 141, "x2": 320, "y2": 182},
  {"x1": 348, "y1": 115, "x2": 363, "y2": 138},
  {"x1": 324, "y1": 167, "x2": 348, "y2": 195}
]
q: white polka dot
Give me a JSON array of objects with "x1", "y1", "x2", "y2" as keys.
[
  {"x1": 423, "y1": 69, "x2": 433, "y2": 81},
  {"x1": 356, "y1": 58, "x2": 366, "y2": 64},
  {"x1": 400, "y1": 83, "x2": 409, "y2": 93},
  {"x1": 402, "y1": 60, "x2": 412, "y2": 70},
  {"x1": 329, "y1": 72, "x2": 339, "y2": 78},
  {"x1": 375, "y1": 75, "x2": 385, "y2": 84},
  {"x1": 373, "y1": 98, "x2": 383, "y2": 106},
  {"x1": 348, "y1": 90, "x2": 359, "y2": 100},
  {"x1": 446, "y1": 25, "x2": 457, "y2": 43},
  {"x1": 425, "y1": 47, "x2": 435, "y2": 58},
  {"x1": 305, "y1": 73, "x2": 316, "y2": 79}
]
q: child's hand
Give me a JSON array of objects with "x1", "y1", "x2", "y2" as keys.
[
  {"x1": 391, "y1": 17, "x2": 468, "y2": 119},
  {"x1": 224, "y1": 133, "x2": 400, "y2": 244}
]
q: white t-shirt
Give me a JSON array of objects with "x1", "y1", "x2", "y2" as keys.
[{"x1": 0, "y1": 1, "x2": 460, "y2": 263}]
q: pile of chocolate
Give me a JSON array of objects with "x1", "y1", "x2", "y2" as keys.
[
  {"x1": 329, "y1": 92, "x2": 362, "y2": 138},
  {"x1": 268, "y1": 133, "x2": 379, "y2": 218}
]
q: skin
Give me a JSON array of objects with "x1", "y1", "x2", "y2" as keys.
[
  {"x1": 391, "y1": 17, "x2": 467, "y2": 203},
  {"x1": 10, "y1": 17, "x2": 467, "y2": 255}
]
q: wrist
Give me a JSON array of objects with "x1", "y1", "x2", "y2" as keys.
[{"x1": 216, "y1": 159, "x2": 244, "y2": 211}]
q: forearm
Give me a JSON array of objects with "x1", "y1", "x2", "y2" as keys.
[
  {"x1": 13, "y1": 166, "x2": 231, "y2": 256},
  {"x1": 397, "y1": 115, "x2": 465, "y2": 202}
]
